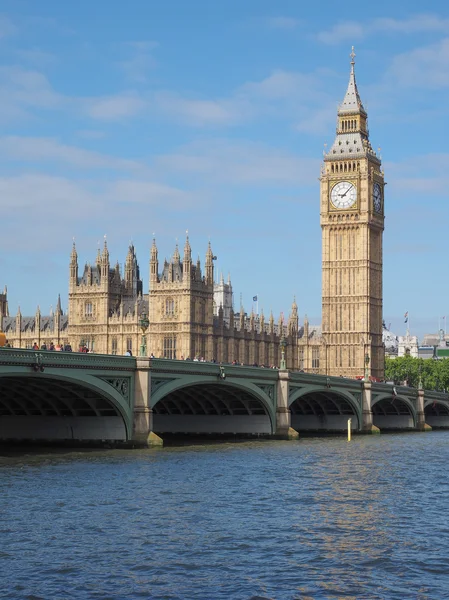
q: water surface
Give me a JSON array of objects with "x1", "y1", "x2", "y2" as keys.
[{"x1": 1, "y1": 433, "x2": 448, "y2": 599}]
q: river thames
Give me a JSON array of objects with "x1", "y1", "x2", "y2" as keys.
[{"x1": 1, "y1": 433, "x2": 448, "y2": 599}]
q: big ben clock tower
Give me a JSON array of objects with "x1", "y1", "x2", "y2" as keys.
[{"x1": 321, "y1": 48, "x2": 384, "y2": 380}]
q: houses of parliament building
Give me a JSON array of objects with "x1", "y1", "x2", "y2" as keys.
[{"x1": 0, "y1": 50, "x2": 385, "y2": 379}]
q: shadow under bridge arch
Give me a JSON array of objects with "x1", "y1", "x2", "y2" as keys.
[
  {"x1": 0, "y1": 373, "x2": 132, "y2": 442},
  {"x1": 424, "y1": 399, "x2": 449, "y2": 429},
  {"x1": 289, "y1": 385, "x2": 361, "y2": 432},
  {"x1": 151, "y1": 377, "x2": 276, "y2": 436},
  {"x1": 371, "y1": 393, "x2": 416, "y2": 430}
]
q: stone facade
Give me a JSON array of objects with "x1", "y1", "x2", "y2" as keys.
[
  {"x1": 0, "y1": 52, "x2": 385, "y2": 377},
  {"x1": 397, "y1": 331, "x2": 419, "y2": 358},
  {"x1": 320, "y1": 50, "x2": 385, "y2": 379},
  {"x1": 2, "y1": 237, "x2": 300, "y2": 369}
]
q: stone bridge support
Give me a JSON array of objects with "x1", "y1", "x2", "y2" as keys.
[
  {"x1": 132, "y1": 358, "x2": 162, "y2": 446},
  {"x1": 277, "y1": 370, "x2": 298, "y2": 439},
  {"x1": 362, "y1": 381, "x2": 380, "y2": 434},
  {"x1": 416, "y1": 388, "x2": 431, "y2": 432}
]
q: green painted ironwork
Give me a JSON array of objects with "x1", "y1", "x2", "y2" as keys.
[{"x1": 0, "y1": 349, "x2": 136, "y2": 439}]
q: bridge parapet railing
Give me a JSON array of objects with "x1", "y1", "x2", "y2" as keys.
[
  {"x1": 149, "y1": 358, "x2": 280, "y2": 381},
  {"x1": 0, "y1": 348, "x2": 136, "y2": 370},
  {"x1": 373, "y1": 382, "x2": 449, "y2": 403},
  {"x1": 289, "y1": 371, "x2": 363, "y2": 391}
]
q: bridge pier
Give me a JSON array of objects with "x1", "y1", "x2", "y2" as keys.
[
  {"x1": 416, "y1": 388, "x2": 432, "y2": 432},
  {"x1": 363, "y1": 382, "x2": 380, "y2": 434},
  {"x1": 277, "y1": 371, "x2": 299, "y2": 439},
  {"x1": 133, "y1": 358, "x2": 163, "y2": 446}
]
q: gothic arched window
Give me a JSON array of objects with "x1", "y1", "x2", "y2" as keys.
[{"x1": 165, "y1": 298, "x2": 175, "y2": 316}]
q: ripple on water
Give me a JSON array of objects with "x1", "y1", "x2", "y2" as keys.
[{"x1": 1, "y1": 435, "x2": 449, "y2": 599}]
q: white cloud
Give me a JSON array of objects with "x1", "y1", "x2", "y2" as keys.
[
  {"x1": 86, "y1": 92, "x2": 147, "y2": 120},
  {"x1": 296, "y1": 106, "x2": 336, "y2": 136},
  {"x1": 152, "y1": 69, "x2": 331, "y2": 128},
  {"x1": 0, "y1": 173, "x2": 200, "y2": 252},
  {"x1": 0, "y1": 136, "x2": 142, "y2": 171},
  {"x1": 386, "y1": 153, "x2": 449, "y2": 198},
  {"x1": 153, "y1": 92, "x2": 249, "y2": 126},
  {"x1": 0, "y1": 65, "x2": 62, "y2": 109},
  {"x1": 317, "y1": 21, "x2": 365, "y2": 45},
  {"x1": 76, "y1": 130, "x2": 106, "y2": 140},
  {"x1": 243, "y1": 70, "x2": 321, "y2": 100},
  {"x1": 317, "y1": 14, "x2": 449, "y2": 45},
  {"x1": 155, "y1": 139, "x2": 319, "y2": 187},
  {"x1": 15, "y1": 48, "x2": 57, "y2": 68},
  {"x1": 118, "y1": 40, "x2": 159, "y2": 83},
  {"x1": 265, "y1": 16, "x2": 301, "y2": 30},
  {"x1": 387, "y1": 38, "x2": 449, "y2": 88},
  {"x1": 376, "y1": 14, "x2": 449, "y2": 34},
  {"x1": 0, "y1": 15, "x2": 16, "y2": 38}
]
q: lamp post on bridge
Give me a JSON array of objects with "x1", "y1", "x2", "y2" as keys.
[
  {"x1": 280, "y1": 335, "x2": 287, "y2": 370},
  {"x1": 364, "y1": 352, "x2": 370, "y2": 381},
  {"x1": 139, "y1": 312, "x2": 149, "y2": 357}
]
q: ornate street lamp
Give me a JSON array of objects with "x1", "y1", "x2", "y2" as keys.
[
  {"x1": 280, "y1": 335, "x2": 287, "y2": 370},
  {"x1": 139, "y1": 312, "x2": 150, "y2": 357},
  {"x1": 364, "y1": 352, "x2": 370, "y2": 381}
]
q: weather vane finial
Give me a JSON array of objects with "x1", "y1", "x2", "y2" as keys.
[{"x1": 350, "y1": 46, "x2": 356, "y2": 72}]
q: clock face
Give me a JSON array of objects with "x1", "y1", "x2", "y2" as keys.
[
  {"x1": 330, "y1": 181, "x2": 357, "y2": 209},
  {"x1": 373, "y1": 183, "x2": 382, "y2": 213}
]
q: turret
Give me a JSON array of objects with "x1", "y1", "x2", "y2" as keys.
[
  {"x1": 173, "y1": 243, "x2": 180, "y2": 263},
  {"x1": 54, "y1": 294, "x2": 62, "y2": 336},
  {"x1": 288, "y1": 296, "x2": 298, "y2": 335},
  {"x1": 183, "y1": 234, "x2": 192, "y2": 281},
  {"x1": 101, "y1": 238, "x2": 109, "y2": 284},
  {"x1": 205, "y1": 241, "x2": 214, "y2": 285},
  {"x1": 303, "y1": 314, "x2": 309, "y2": 339},
  {"x1": 195, "y1": 256, "x2": 202, "y2": 282},
  {"x1": 239, "y1": 307, "x2": 245, "y2": 330},
  {"x1": 35, "y1": 306, "x2": 41, "y2": 333},
  {"x1": 278, "y1": 314, "x2": 284, "y2": 337},
  {"x1": 15, "y1": 305, "x2": 22, "y2": 334},
  {"x1": 250, "y1": 309, "x2": 255, "y2": 331},
  {"x1": 269, "y1": 310, "x2": 274, "y2": 335},
  {"x1": 125, "y1": 244, "x2": 135, "y2": 293},
  {"x1": 70, "y1": 241, "x2": 78, "y2": 287},
  {"x1": 150, "y1": 237, "x2": 159, "y2": 285}
]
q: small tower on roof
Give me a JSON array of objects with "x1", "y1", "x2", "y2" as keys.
[
  {"x1": 289, "y1": 296, "x2": 298, "y2": 336},
  {"x1": 205, "y1": 241, "x2": 214, "y2": 285},
  {"x1": 70, "y1": 240, "x2": 78, "y2": 288},
  {"x1": 101, "y1": 237, "x2": 109, "y2": 286},
  {"x1": 150, "y1": 237, "x2": 159, "y2": 285},
  {"x1": 183, "y1": 233, "x2": 192, "y2": 281}
]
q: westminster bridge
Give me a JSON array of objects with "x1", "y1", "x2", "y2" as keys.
[{"x1": 1, "y1": 349, "x2": 449, "y2": 445}]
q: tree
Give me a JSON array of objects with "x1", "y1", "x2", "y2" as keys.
[{"x1": 385, "y1": 356, "x2": 449, "y2": 391}]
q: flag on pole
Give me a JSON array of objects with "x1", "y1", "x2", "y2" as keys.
[
  {"x1": 253, "y1": 295, "x2": 258, "y2": 302},
  {"x1": 404, "y1": 311, "x2": 408, "y2": 323}
]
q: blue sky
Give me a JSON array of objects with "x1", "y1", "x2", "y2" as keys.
[{"x1": 1, "y1": 0, "x2": 449, "y2": 340}]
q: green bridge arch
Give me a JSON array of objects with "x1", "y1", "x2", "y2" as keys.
[
  {"x1": 150, "y1": 374, "x2": 277, "y2": 435},
  {"x1": 371, "y1": 393, "x2": 417, "y2": 428},
  {"x1": 288, "y1": 384, "x2": 362, "y2": 430},
  {"x1": 0, "y1": 369, "x2": 134, "y2": 440}
]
